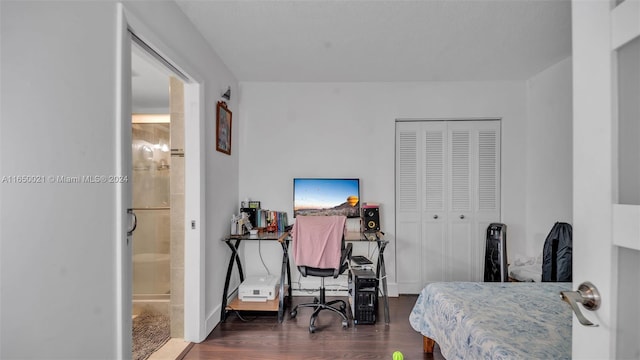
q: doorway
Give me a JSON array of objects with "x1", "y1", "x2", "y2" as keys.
[
  {"x1": 130, "y1": 40, "x2": 186, "y2": 358},
  {"x1": 118, "y1": 8, "x2": 207, "y2": 355}
]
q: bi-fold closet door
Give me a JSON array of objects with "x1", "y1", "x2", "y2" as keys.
[{"x1": 396, "y1": 120, "x2": 501, "y2": 293}]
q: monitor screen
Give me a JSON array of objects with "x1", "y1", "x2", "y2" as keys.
[{"x1": 293, "y1": 178, "x2": 360, "y2": 218}]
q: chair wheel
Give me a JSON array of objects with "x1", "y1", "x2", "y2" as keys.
[
  {"x1": 313, "y1": 298, "x2": 319, "y2": 304},
  {"x1": 342, "y1": 320, "x2": 348, "y2": 328},
  {"x1": 290, "y1": 310, "x2": 297, "y2": 318},
  {"x1": 309, "y1": 325, "x2": 316, "y2": 333}
]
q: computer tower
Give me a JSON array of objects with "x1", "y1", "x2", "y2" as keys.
[
  {"x1": 484, "y1": 223, "x2": 508, "y2": 282},
  {"x1": 348, "y1": 268, "x2": 378, "y2": 325}
]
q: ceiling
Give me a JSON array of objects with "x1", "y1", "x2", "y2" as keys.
[
  {"x1": 132, "y1": 0, "x2": 573, "y2": 109},
  {"x1": 132, "y1": 43, "x2": 172, "y2": 112},
  {"x1": 174, "y1": 0, "x2": 572, "y2": 82}
]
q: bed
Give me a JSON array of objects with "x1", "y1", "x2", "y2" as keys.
[{"x1": 409, "y1": 282, "x2": 572, "y2": 360}]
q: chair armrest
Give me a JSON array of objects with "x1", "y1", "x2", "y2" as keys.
[
  {"x1": 341, "y1": 243, "x2": 353, "y2": 265},
  {"x1": 332, "y1": 242, "x2": 353, "y2": 278}
]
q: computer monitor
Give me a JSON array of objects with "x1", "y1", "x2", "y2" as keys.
[{"x1": 293, "y1": 178, "x2": 360, "y2": 218}]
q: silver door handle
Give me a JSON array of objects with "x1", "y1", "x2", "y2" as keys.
[
  {"x1": 433, "y1": 215, "x2": 438, "y2": 219},
  {"x1": 560, "y1": 281, "x2": 600, "y2": 327},
  {"x1": 459, "y1": 214, "x2": 465, "y2": 219},
  {"x1": 127, "y1": 209, "x2": 137, "y2": 236}
]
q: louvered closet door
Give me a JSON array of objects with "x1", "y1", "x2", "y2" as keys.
[
  {"x1": 448, "y1": 124, "x2": 473, "y2": 281},
  {"x1": 421, "y1": 123, "x2": 448, "y2": 284},
  {"x1": 474, "y1": 124, "x2": 501, "y2": 280},
  {"x1": 446, "y1": 121, "x2": 501, "y2": 281},
  {"x1": 396, "y1": 120, "x2": 500, "y2": 293},
  {"x1": 396, "y1": 122, "x2": 425, "y2": 293}
]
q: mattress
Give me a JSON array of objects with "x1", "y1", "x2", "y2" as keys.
[{"x1": 409, "y1": 282, "x2": 572, "y2": 360}]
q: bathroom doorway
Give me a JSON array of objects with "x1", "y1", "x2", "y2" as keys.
[{"x1": 130, "y1": 39, "x2": 186, "y2": 359}]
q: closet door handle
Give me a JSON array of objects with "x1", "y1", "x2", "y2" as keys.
[
  {"x1": 433, "y1": 215, "x2": 439, "y2": 219},
  {"x1": 459, "y1": 214, "x2": 465, "y2": 219}
]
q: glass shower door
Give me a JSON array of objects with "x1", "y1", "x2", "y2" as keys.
[{"x1": 131, "y1": 122, "x2": 171, "y2": 309}]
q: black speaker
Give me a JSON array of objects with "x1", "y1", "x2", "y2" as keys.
[{"x1": 362, "y1": 206, "x2": 380, "y2": 232}]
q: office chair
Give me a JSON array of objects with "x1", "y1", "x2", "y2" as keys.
[{"x1": 289, "y1": 215, "x2": 353, "y2": 333}]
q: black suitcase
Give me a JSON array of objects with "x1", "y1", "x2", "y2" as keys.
[
  {"x1": 484, "y1": 223, "x2": 508, "y2": 282},
  {"x1": 541, "y1": 222, "x2": 572, "y2": 282}
]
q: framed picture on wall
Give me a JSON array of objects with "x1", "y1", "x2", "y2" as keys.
[{"x1": 216, "y1": 101, "x2": 232, "y2": 155}]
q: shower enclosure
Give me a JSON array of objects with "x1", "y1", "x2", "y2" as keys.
[{"x1": 132, "y1": 122, "x2": 171, "y2": 316}]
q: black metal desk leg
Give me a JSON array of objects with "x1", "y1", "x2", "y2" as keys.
[
  {"x1": 221, "y1": 239, "x2": 244, "y2": 322},
  {"x1": 278, "y1": 240, "x2": 290, "y2": 322},
  {"x1": 377, "y1": 240, "x2": 390, "y2": 324},
  {"x1": 285, "y1": 241, "x2": 292, "y2": 299}
]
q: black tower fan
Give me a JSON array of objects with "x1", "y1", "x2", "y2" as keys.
[{"x1": 484, "y1": 223, "x2": 508, "y2": 282}]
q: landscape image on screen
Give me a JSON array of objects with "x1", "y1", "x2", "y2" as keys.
[{"x1": 293, "y1": 178, "x2": 360, "y2": 218}]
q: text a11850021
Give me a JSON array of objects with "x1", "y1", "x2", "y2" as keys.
[{"x1": 1, "y1": 174, "x2": 129, "y2": 184}]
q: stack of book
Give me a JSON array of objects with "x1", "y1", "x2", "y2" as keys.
[{"x1": 254, "y1": 209, "x2": 288, "y2": 232}]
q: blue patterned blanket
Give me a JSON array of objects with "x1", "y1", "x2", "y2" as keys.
[{"x1": 409, "y1": 282, "x2": 572, "y2": 360}]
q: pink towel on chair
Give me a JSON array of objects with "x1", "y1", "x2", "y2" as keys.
[{"x1": 292, "y1": 216, "x2": 346, "y2": 270}]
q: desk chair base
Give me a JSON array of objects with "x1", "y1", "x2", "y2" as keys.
[{"x1": 290, "y1": 278, "x2": 349, "y2": 333}]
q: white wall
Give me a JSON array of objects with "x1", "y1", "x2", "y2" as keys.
[
  {"x1": 0, "y1": 1, "x2": 238, "y2": 358},
  {"x1": 238, "y1": 64, "x2": 573, "y2": 290},
  {"x1": 524, "y1": 57, "x2": 573, "y2": 257},
  {"x1": 1, "y1": 2, "x2": 122, "y2": 358},
  {"x1": 238, "y1": 81, "x2": 531, "y2": 292}
]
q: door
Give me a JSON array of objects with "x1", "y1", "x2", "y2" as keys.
[
  {"x1": 572, "y1": 0, "x2": 640, "y2": 358},
  {"x1": 396, "y1": 120, "x2": 500, "y2": 293},
  {"x1": 447, "y1": 121, "x2": 501, "y2": 282}
]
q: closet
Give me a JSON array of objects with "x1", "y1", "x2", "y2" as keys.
[{"x1": 396, "y1": 120, "x2": 501, "y2": 293}]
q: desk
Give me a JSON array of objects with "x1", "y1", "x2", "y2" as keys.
[
  {"x1": 221, "y1": 231, "x2": 291, "y2": 322},
  {"x1": 221, "y1": 230, "x2": 389, "y2": 324},
  {"x1": 345, "y1": 231, "x2": 390, "y2": 324}
]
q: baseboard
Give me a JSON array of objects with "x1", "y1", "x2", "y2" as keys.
[
  {"x1": 292, "y1": 288, "x2": 349, "y2": 297},
  {"x1": 386, "y1": 282, "x2": 399, "y2": 297},
  {"x1": 203, "y1": 304, "x2": 220, "y2": 342},
  {"x1": 291, "y1": 282, "x2": 399, "y2": 297}
]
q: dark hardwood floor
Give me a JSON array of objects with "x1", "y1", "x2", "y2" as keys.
[{"x1": 179, "y1": 294, "x2": 444, "y2": 360}]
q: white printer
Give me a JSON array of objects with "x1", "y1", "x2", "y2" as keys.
[{"x1": 238, "y1": 275, "x2": 279, "y2": 302}]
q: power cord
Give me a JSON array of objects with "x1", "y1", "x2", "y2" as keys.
[
  {"x1": 233, "y1": 310, "x2": 258, "y2": 322},
  {"x1": 258, "y1": 239, "x2": 272, "y2": 276}
]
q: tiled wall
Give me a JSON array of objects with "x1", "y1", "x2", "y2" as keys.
[{"x1": 169, "y1": 77, "x2": 185, "y2": 338}]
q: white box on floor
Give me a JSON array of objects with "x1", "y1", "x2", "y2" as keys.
[{"x1": 238, "y1": 275, "x2": 279, "y2": 302}]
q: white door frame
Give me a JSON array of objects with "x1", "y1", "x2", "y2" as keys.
[
  {"x1": 116, "y1": 5, "x2": 206, "y2": 356},
  {"x1": 115, "y1": 6, "x2": 133, "y2": 358}
]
